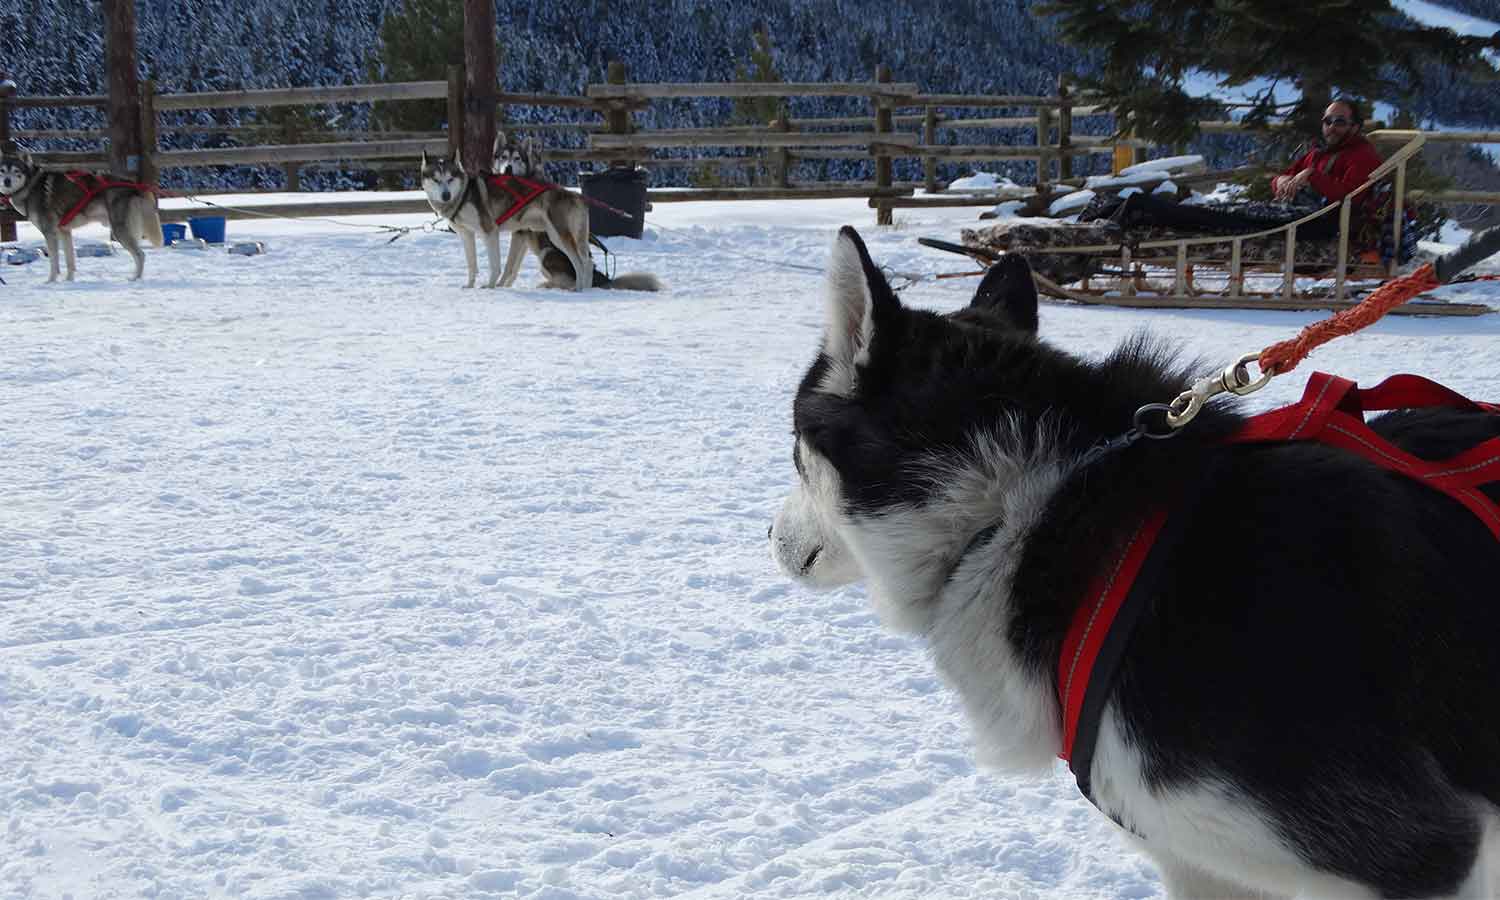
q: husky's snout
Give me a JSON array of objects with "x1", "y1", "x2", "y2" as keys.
[{"x1": 770, "y1": 486, "x2": 859, "y2": 588}]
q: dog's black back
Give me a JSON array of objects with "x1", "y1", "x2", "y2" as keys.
[{"x1": 963, "y1": 259, "x2": 1500, "y2": 897}]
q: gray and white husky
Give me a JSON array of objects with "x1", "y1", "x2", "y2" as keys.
[
  {"x1": 771, "y1": 227, "x2": 1500, "y2": 899},
  {"x1": 0, "y1": 150, "x2": 164, "y2": 282},
  {"x1": 490, "y1": 132, "x2": 660, "y2": 292},
  {"x1": 419, "y1": 135, "x2": 659, "y2": 291},
  {"x1": 420, "y1": 145, "x2": 505, "y2": 289}
]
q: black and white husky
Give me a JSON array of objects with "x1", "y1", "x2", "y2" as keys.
[
  {"x1": 0, "y1": 150, "x2": 164, "y2": 282},
  {"x1": 771, "y1": 227, "x2": 1500, "y2": 899}
]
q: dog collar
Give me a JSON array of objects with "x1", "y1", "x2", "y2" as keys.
[
  {"x1": 949, "y1": 410, "x2": 1164, "y2": 590},
  {"x1": 1, "y1": 179, "x2": 35, "y2": 218}
]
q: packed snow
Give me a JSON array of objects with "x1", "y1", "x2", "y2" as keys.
[{"x1": 3, "y1": 192, "x2": 1499, "y2": 899}]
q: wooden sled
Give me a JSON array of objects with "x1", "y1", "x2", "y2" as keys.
[{"x1": 923, "y1": 134, "x2": 1494, "y2": 318}]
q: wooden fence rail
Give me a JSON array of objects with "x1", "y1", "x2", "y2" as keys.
[
  {"x1": 585, "y1": 82, "x2": 920, "y2": 100},
  {"x1": 592, "y1": 131, "x2": 920, "y2": 149},
  {"x1": 5, "y1": 72, "x2": 1500, "y2": 237},
  {"x1": 154, "y1": 139, "x2": 448, "y2": 167},
  {"x1": 152, "y1": 82, "x2": 447, "y2": 111}
]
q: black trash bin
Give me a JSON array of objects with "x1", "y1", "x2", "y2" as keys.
[{"x1": 580, "y1": 166, "x2": 649, "y2": 239}]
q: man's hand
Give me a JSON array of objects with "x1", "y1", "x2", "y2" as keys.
[{"x1": 1273, "y1": 169, "x2": 1312, "y2": 202}]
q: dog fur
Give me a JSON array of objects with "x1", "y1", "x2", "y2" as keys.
[
  {"x1": 0, "y1": 150, "x2": 164, "y2": 282},
  {"x1": 770, "y1": 227, "x2": 1500, "y2": 899}
]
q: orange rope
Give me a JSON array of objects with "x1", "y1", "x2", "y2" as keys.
[{"x1": 1258, "y1": 263, "x2": 1441, "y2": 376}]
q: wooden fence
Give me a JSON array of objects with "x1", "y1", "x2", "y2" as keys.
[{"x1": 3, "y1": 69, "x2": 1499, "y2": 240}]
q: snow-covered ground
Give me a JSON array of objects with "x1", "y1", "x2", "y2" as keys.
[{"x1": 3, "y1": 193, "x2": 1498, "y2": 899}]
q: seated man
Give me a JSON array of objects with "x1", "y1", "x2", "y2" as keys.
[
  {"x1": 1271, "y1": 98, "x2": 1383, "y2": 204},
  {"x1": 1100, "y1": 97, "x2": 1385, "y2": 240}
]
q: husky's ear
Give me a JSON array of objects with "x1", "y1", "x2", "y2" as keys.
[
  {"x1": 454, "y1": 145, "x2": 465, "y2": 172},
  {"x1": 820, "y1": 226, "x2": 900, "y2": 395},
  {"x1": 968, "y1": 253, "x2": 1039, "y2": 334},
  {"x1": 420, "y1": 149, "x2": 428, "y2": 169},
  {"x1": 493, "y1": 131, "x2": 506, "y2": 154}
]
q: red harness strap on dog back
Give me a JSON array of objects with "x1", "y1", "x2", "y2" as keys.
[
  {"x1": 1057, "y1": 372, "x2": 1500, "y2": 790},
  {"x1": 486, "y1": 174, "x2": 550, "y2": 226},
  {"x1": 1231, "y1": 372, "x2": 1500, "y2": 539},
  {"x1": 57, "y1": 171, "x2": 156, "y2": 229}
]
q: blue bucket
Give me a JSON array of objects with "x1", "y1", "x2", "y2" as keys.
[
  {"x1": 161, "y1": 223, "x2": 187, "y2": 244},
  {"x1": 188, "y1": 216, "x2": 227, "y2": 244}
]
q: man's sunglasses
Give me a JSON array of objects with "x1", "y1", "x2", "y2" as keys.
[{"x1": 1322, "y1": 115, "x2": 1354, "y2": 127}]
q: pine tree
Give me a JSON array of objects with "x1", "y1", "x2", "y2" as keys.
[
  {"x1": 1036, "y1": 0, "x2": 1500, "y2": 145},
  {"x1": 721, "y1": 24, "x2": 786, "y2": 187},
  {"x1": 731, "y1": 24, "x2": 783, "y2": 127},
  {"x1": 366, "y1": 0, "x2": 468, "y2": 133}
]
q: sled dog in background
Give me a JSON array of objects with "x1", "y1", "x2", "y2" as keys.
[
  {"x1": 770, "y1": 228, "x2": 1500, "y2": 899},
  {"x1": 420, "y1": 147, "x2": 504, "y2": 288},
  {"x1": 0, "y1": 149, "x2": 164, "y2": 282},
  {"x1": 490, "y1": 132, "x2": 661, "y2": 292}
]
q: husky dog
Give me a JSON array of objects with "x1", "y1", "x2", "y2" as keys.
[
  {"x1": 0, "y1": 150, "x2": 164, "y2": 282},
  {"x1": 771, "y1": 227, "x2": 1500, "y2": 899},
  {"x1": 420, "y1": 147, "x2": 504, "y2": 289},
  {"x1": 490, "y1": 132, "x2": 660, "y2": 292}
]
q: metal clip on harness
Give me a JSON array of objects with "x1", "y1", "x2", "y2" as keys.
[{"x1": 1161, "y1": 352, "x2": 1274, "y2": 430}]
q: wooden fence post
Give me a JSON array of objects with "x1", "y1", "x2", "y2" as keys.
[
  {"x1": 103, "y1": 0, "x2": 143, "y2": 178},
  {"x1": 1036, "y1": 102, "x2": 1053, "y2": 197},
  {"x1": 605, "y1": 61, "x2": 632, "y2": 170},
  {"x1": 923, "y1": 105, "x2": 938, "y2": 193},
  {"x1": 1112, "y1": 128, "x2": 1133, "y2": 176},
  {"x1": 462, "y1": 0, "x2": 496, "y2": 173},
  {"x1": 139, "y1": 79, "x2": 158, "y2": 187},
  {"x1": 0, "y1": 77, "x2": 15, "y2": 242},
  {"x1": 447, "y1": 64, "x2": 465, "y2": 158},
  {"x1": 873, "y1": 64, "x2": 893, "y2": 226},
  {"x1": 1057, "y1": 75, "x2": 1073, "y2": 183},
  {"x1": 282, "y1": 118, "x2": 301, "y2": 191},
  {"x1": 770, "y1": 106, "x2": 790, "y2": 188}
]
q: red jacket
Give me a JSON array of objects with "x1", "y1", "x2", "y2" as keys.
[{"x1": 1280, "y1": 135, "x2": 1383, "y2": 203}]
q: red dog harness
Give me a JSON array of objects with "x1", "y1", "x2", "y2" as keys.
[
  {"x1": 1058, "y1": 373, "x2": 1500, "y2": 802},
  {"x1": 486, "y1": 174, "x2": 550, "y2": 226},
  {"x1": 57, "y1": 171, "x2": 156, "y2": 229}
]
